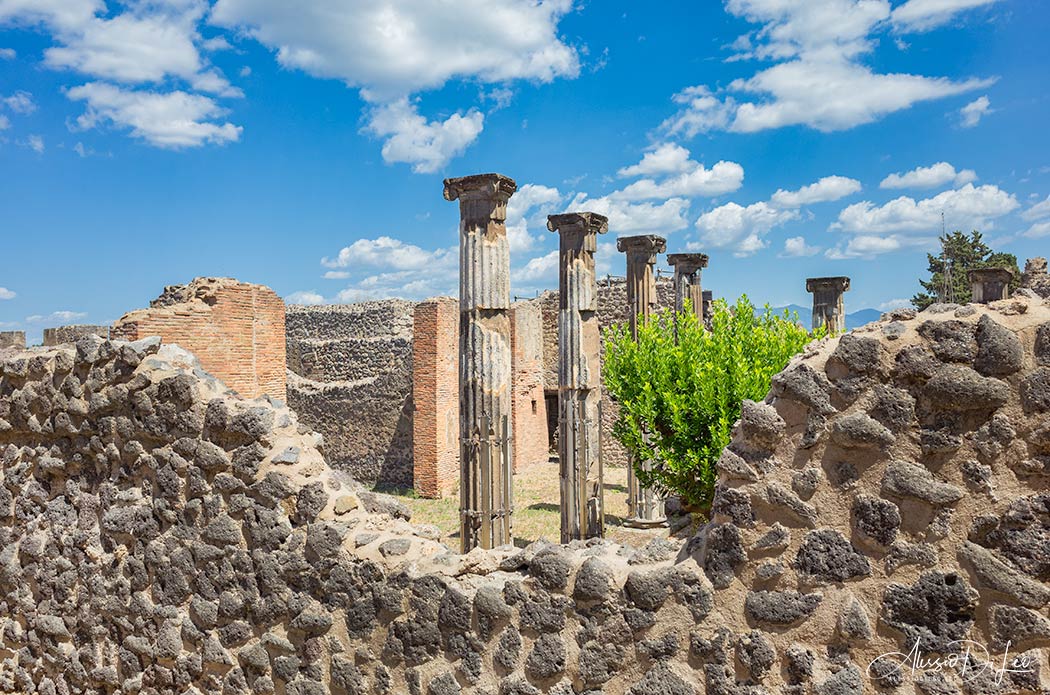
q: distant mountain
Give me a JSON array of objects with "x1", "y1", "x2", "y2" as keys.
[{"x1": 771, "y1": 304, "x2": 883, "y2": 331}]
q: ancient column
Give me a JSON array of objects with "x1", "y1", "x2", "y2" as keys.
[
  {"x1": 548, "y1": 212, "x2": 608, "y2": 542},
  {"x1": 444, "y1": 173, "x2": 518, "y2": 551},
  {"x1": 969, "y1": 267, "x2": 1013, "y2": 303},
  {"x1": 806, "y1": 276, "x2": 850, "y2": 334},
  {"x1": 667, "y1": 253, "x2": 708, "y2": 320},
  {"x1": 617, "y1": 234, "x2": 667, "y2": 528}
]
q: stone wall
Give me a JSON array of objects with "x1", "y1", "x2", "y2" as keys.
[
  {"x1": 111, "y1": 277, "x2": 286, "y2": 401},
  {"x1": 412, "y1": 298, "x2": 460, "y2": 499},
  {"x1": 286, "y1": 300, "x2": 415, "y2": 488},
  {"x1": 0, "y1": 332, "x2": 24, "y2": 350},
  {"x1": 42, "y1": 325, "x2": 109, "y2": 346}
]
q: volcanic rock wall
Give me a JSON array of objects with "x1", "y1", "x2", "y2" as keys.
[{"x1": 286, "y1": 301, "x2": 415, "y2": 488}]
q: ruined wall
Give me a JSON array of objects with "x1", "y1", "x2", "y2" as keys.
[
  {"x1": 1023, "y1": 257, "x2": 1050, "y2": 299},
  {"x1": 42, "y1": 325, "x2": 109, "y2": 346},
  {"x1": 511, "y1": 301, "x2": 550, "y2": 473},
  {"x1": 112, "y1": 277, "x2": 286, "y2": 401},
  {"x1": 286, "y1": 300, "x2": 415, "y2": 488},
  {"x1": 0, "y1": 332, "x2": 24, "y2": 350},
  {"x1": 412, "y1": 298, "x2": 459, "y2": 499}
]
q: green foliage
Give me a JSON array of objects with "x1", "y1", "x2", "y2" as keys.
[
  {"x1": 912, "y1": 230, "x2": 1020, "y2": 309},
  {"x1": 603, "y1": 296, "x2": 822, "y2": 509}
]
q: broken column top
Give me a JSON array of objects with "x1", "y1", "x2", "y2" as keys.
[
  {"x1": 667, "y1": 253, "x2": 709, "y2": 273},
  {"x1": 616, "y1": 234, "x2": 667, "y2": 254},
  {"x1": 806, "y1": 276, "x2": 851, "y2": 293},
  {"x1": 442, "y1": 173, "x2": 517, "y2": 202},
  {"x1": 546, "y1": 212, "x2": 609, "y2": 235}
]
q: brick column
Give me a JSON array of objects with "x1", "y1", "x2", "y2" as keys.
[
  {"x1": 969, "y1": 268, "x2": 1013, "y2": 303},
  {"x1": 617, "y1": 234, "x2": 667, "y2": 528},
  {"x1": 412, "y1": 298, "x2": 460, "y2": 498},
  {"x1": 667, "y1": 252, "x2": 708, "y2": 320},
  {"x1": 548, "y1": 212, "x2": 607, "y2": 542},
  {"x1": 444, "y1": 173, "x2": 518, "y2": 551},
  {"x1": 806, "y1": 276, "x2": 850, "y2": 334}
]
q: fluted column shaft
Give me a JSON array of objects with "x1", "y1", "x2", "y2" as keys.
[
  {"x1": 444, "y1": 173, "x2": 517, "y2": 551},
  {"x1": 548, "y1": 213, "x2": 607, "y2": 542},
  {"x1": 806, "y1": 276, "x2": 850, "y2": 334},
  {"x1": 617, "y1": 234, "x2": 667, "y2": 527},
  {"x1": 667, "y1": 253, "x2": 709, "y2": 321}
]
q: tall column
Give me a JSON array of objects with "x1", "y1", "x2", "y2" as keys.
[
  {"x1": 617, "y1": 234, "x2": 667, "y2": 528},
  {"x1": 548, "y1": 212, "x2": 608, "y2": 542},
  {"x1": 969, "y1": 267, "x2": 1013, "y2": 303},
  {"x1": 806, "y1": 276, "x2": 850, "y2": 334},
  {"x1": 444, "y1": 173, "x2": 518, "y2": 551},
  {"x1": 667, "y1": 253, "x2": 708, "y2": 320}
]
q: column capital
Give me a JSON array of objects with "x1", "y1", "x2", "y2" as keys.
[
  {"x1": 667, "y1": 253, "x2": 709, "y2": 274},
  {"x1": 443, "y1": 173, "x2": 517, "y2": 203},
  {"x1": 968, "y1": 267, "x2": 1014, "y2": 283},
  {"x1": 806, "y1": 276, "x2": 851, "y2": 293},
  {"x1": 546, "y1": 211, "x2": 609, "y2": 236},
  {"x1": 616, "y1": 234, "x2": 666, "y2": 255}
]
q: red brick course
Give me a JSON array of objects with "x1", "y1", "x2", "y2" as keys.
[{"x1": 412, "y1": 298, "x2": 460, "y2": 498}]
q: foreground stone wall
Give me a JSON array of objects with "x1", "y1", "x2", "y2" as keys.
[
  {"x1": 286, "y1": 301, "x2": 415, "y2": 487},
  {"x1": 112, "y1": 277, "x2": 286, "y2": 401}
]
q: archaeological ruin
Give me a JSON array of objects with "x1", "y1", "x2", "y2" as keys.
[{"x1": 3, "y1": 169, "x2": 1050, "y2": 693}]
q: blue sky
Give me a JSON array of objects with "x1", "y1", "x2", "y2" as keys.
[{"x1": 1, "y1": 0, "x2": 1048, "y2": 343}]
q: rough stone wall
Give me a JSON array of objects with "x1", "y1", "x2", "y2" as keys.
[
  {"x1": 1023, "y1": 257, "x2": 1050, "y2": 299},
  {"x1": 510, "y1": 301, "x2": 550, "y2": 473},
  {"x1": 286, "y1": 301, "x2": 415, "y2": 488},
  {"x1": 0, "y1": 332, "x2": 25, "y2": 350},
  {"x1": 112, "y1": 277, "x2": 286, "y2": 401},
  {"x1": 412, "y1": 298, "x2": 460, "y2": 499},
  {"x1": 42, "y1": 325, "x2": 110, "y2": 346}
]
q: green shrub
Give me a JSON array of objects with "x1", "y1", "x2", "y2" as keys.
[{"x1": 603, "y1": 296, "x2": 823, "y2": 509}]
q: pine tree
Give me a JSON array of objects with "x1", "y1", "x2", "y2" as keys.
[{"x1": 911, "y1": 231, "x2": 1020, "y2": 310}]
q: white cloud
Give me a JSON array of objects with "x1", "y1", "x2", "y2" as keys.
[
  {"x1": 959, "y1": 95, "x2": 991, "y2": 127},
  {"x1": 565, "y1": 193, "x2": 691, "y2": 235},
  {"x1": 25, "y1": 310, "x2": 88, "y2": 323},
  {"x1": 322, "y1": 270, "x2": 350, "y2": 280},
  {"x1": 695, "y1": 201, "x2": 800, "y2": 256},
  {"x1": 506, "y1": 183, "x2": 564, "y2": 253},
  {"x1": 321, "y1": 236, "x2": 456, "y2": 272},
  {"x1": 0, "y1": 115, "x2": 8, "y2": 130},
  {"x1": 618, "y1": 143, "x2": 694, "y2": 178},
  {"x1": 891, "y1": 0, "x2": 1000, "y2": 32},
  {"x1": 825, "y1": 234, "x2": 926, "y2": 259},
  {"x1": 26, "y1": 134, "x2": 44, "y2": 152},
  {"x1": 0, "y1": 48, "x2": 14, "y2": 59},
  {"x1": 879, "y1": 162, "x2": 977, "y2": 189},
  {"x1": 781, "y1": 236, "x2": 822, "y2": 257},
  {"x1": 0, "y1": 287, "x2": 15, "y2": 300},
  {"x1": 285, "y1": 290, "x2": 326, "y2": 305},
  {"x1": 878, "y1": 298, "x2": 912, "y2": 311},
  {"x1": 363, "y1": 97, "x2": 484, "y2": 174},
  {"x1": 2, "y1": 91, "x2": 35, "y2": 114},
  {"x1": 771, "y1": 175, "x2": 861, "y2": 207},
  {"x1": 660, "y1": 0, "x2": 994, "y2": 136},
  {"x1": 1022, "y1": 195, "x2": 1050, "y2": 222},
  {"x1": 209, "y1": 0, "x2": 579, "y2": 98},
  {"x1": 614, "y1": 159, "x2": 745, "y2": 201},
  {"x1": 66, "y1": 82, "x2": 241, "y2": 148},
  {"x1": 834, "y1": 183, "x2": 1018, "y2": 234},
  {"x1": 512, "y1": 250, "x2": 559, "y2": 284},
  {"x1": 1024, "y1": 222, "x2": 1050, "y2": 239}
]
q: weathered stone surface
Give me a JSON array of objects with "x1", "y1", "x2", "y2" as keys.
[
  {"x1": 737, "y1": 399, "x2": 786, "y2": 451},
  {"x1": 736, "y1": 629, "x2": 775, "y2": 681},
  {"x1": 744, "y1": 591, "x2": 822, "y2": 625},
  {"x1": 794, "y1": 530, "x2": 871, "y2": 585},
  {"x1": 830, "y1": 411, "x2": 893, "y2": 449},
  {"x1": 881, "y1": 460, "x2": 964, "y2": 506},
  {"x1": 974, "y1": 314, "x2": 1024, "y2": 376},
  {"x1": 988, "y1": 605, "x2": 1050, "y2": 651},
  {"x1": 701, "y1": 523, "x2": 746, "y2": 589},
  {"x1": 924, "y1": 364, "x2": 1010, "y2": 412},
  {"x1": 836, "y1": 594, "x2": 872, "y2": 643},
  {"x1": 763, "y1": 482, "x2": 817, "y2": 527},
  {"x1": 851, "y1": 494, "x2": 900, "y2": 548},
  {"x1": 572, "y1": 557, "x2": 614, "y2": 602},
  {"x1": 881, "y1": 572, "x2": 978, "y2": 652},
  {"x1": 918, "y1": 320, "x2": 976, "y2": 363},
  {"x1": 958, "y1": 541, "x2": 1050, "y2": 607}
]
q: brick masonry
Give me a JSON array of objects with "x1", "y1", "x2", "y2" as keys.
[
  {"x1": 510, "y1": 300, "x2": 549, "y2": 473},
  {"x1": 111, "y1": 277, "x2": 286, "y2": 401},
  {"x1": 411, "y1": 297, "x2": 460, "y2": 498}
]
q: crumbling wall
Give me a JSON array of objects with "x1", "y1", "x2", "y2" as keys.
[
  {"x1": 286, "y1": 300, "x2": 415, "y2": 488},
  {"x1": 0, "y1": 332, "x2": 24, "y2": 350},
  {"x1": 412, "y1": 298, "x2": 459, "y2": 498},
  {"x1": 111, "y1": 277, "x2": 286, "y2": 401},
  {"x1": 42, "y1": 325, "x2": 109, "y2": 346},
  {"x1": 1023, "y1": 257, "x2": 1050, "y2": 298}
]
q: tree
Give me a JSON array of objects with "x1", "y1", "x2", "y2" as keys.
[
  {"x1": 603, "y1": 297, "x2": 821, "y2": 509},
  {"x1": 912, "y1": 231, "x2": 1020, "y2": 310}
]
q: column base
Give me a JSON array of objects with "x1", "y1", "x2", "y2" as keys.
[{"x1": 622, "y1": 515, "x2": 669, "y2": 529}]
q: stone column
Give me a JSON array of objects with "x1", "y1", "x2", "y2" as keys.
[
  {"x1": 548, "y1": 212, "x2": 608, "y2": 542},
  {"x1": 667, "y1": 253, "x2": 708, "y2": 320},
  {"x1": 617, "y1": 234, "x2": 667, "y2": 528},
  {"x1": 969, "y1": 268, "x2": 1013, "y2": 303},
  {"x1": 806, "y1": 276, "x2": 850, "y2": 334},
  {"x1": 444, "y1": 173, "x2": 518, "y2": 551}
]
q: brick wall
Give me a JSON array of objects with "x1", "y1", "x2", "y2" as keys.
[
  {"x1": 412, "y1": 298, "x2": 460, "y2": 498},
  {"x1": 510, "y1": 301, "x2": 549, "y2": 472},
  {"x1": 111, "y1": 277, "x2": 286, "y2": 401}
]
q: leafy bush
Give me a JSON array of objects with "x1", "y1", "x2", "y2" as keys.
[{"x1": 603, "y1": 296, "x2": 823, "y2": 509}]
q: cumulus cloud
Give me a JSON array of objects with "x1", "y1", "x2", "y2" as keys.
[
  {"x1": 0, "y1": 115, "x2": 8, "y2": 130},
  {"x1": 617, "y1": 143, "x2": 694, "y2": 178},
  {"x1": 660, "y1": 0, "x2": 995, "y2": 136},
  {"x1": 891, "y1": 0, "x2": 1000, "y2": 32},
  {"x1": 285, "y1": 290, "x2": 325, "y2": 305},
  {"x1": 25, "y1": 134, "x2": 44, "y2": 153},
  {"x1": 565, "y1": 193, "x2": 691, "y2": 235},
  {"x1": 25, "y1": 310, "x2": 87, "y2": 323},
  {"x1": 959, "y1": 95, "x2": 991, "y2": 127},
  {"x1": 771, "y1": 175, "x2": 861, "y2": 207},
  {"x1": 825, "y1": 234, "x2": 923, "y2": 259},
  {"x1": 834, "y1": 183, "x2": 1018, "y2": 234},
  {"x1": 0, "y1": 287, "x2": 15, "y2": 300},
  {"x1": 695, "y1": 201, "x2": 800, "y2": 257},
  {"x1": 67, "y1": 82, "x2": 241, "y2": 148},
  {"x1": 781, "y1": 236, "x2": 822, "y2": 257},
  {"x1": 1022, "y1": 195, "x2": 1050, "y2": 222},
  {"x1": 614, "y1": 159, "x2": 745, "y2": 201},
  {"x1": 363, "y1": 98, "x2": 484, "y2": 173},
  {"x1": 2, "y1": 91, "x2": 36, "y2": 114},
  {"x1": 878, "y1": 298, "x2": 912, "y2": 311},
  {"x1": 0, "y1": 48, "x2": 15, "y2": 59},
  {"x1": 880, "y1": 162, "x2": 977, "y2": 189},
  {"x1": 506, "y1": 183, "x2": 564, "y2": 253},
  {"x1": 1024, "y1": 222, "x2": 1050, "y2": 239},
  {"x1": 321, "y1": 236, "x2": 456, "y2": 272},
  {"x1": 512, "y1": 250, "x2": 559, "y2": 284}
]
